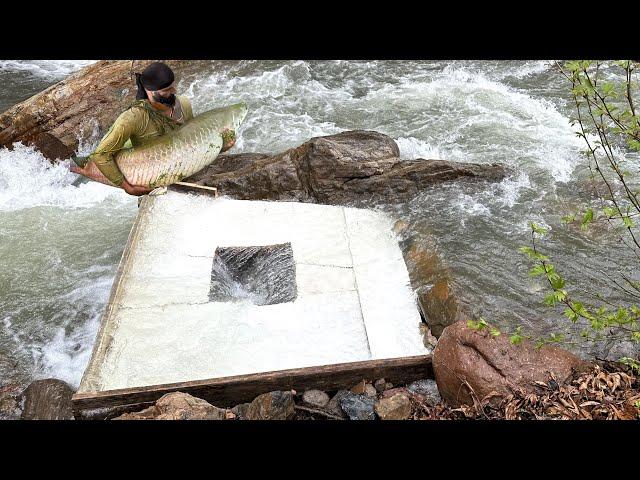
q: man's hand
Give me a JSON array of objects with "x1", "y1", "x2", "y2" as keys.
[
  {"x1": 121, "y1": 179, "x2": 153, "y2": 196},
  {"x1": 221, "y1": 128, "x2": 236, "y2": 152}
]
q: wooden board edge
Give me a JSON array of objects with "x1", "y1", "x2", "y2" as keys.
[{"x1": 72, "y1": 354, "x2": 433, "y2": 418}]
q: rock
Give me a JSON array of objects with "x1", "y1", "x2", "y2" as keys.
[
  {"x1": 432, "y1": 320, "x2": 593, "y2": 408},
  {"x1": 231, "y1": 402, "x2": 252, "y2": 419},
  {"x1": 0, "y1": 60, "x2": 208, "y2": 160},
  {"x1": 244, "y1": 391, "x2": 296, "y2": 420},
  {"x1": 326, "y1": 390, "x2": 350, "y2": 419},
  {"x1": 401, "y1": 234, "x2": 467, "y2": 338},
  {"x1": 374, "y1": 393, "x2": 412, "y2": 420},
  {"x1": 407, "y1": 379, "x2": 442, "y2": 406},
  {"x1": 113, "y1": 392, "x2": 231, "y2": 420},
  {"x1": 374, "y1": 379, "x2": 386, "y2": 393},
  {"x1": 302, "y1": 389, "x2": 330, "y2": 409},
  {"x1": 0, "y1": 384, "x2": 24, "y2": 420},
  {"x1": 186, "y1": 130, "x2": 509, "y2": 205},
  {"x1": 21, "y1": 379, "x2": 74, "y2": 420},
  {"x1": 381, "y1": 387, "x2": 411, "y2": 399},
  {"x1": 339, "y1": 392, "x2": 376, "y2": 420},
  {"x1": 364, "y1": 384, "x2": 378, "y2": 398},
  {"x1": 350, "y1": 379, "x2": 367, "y2": 394},
  {"x1": 385, "y1": 383, "x2": 394, "y2": 391}
]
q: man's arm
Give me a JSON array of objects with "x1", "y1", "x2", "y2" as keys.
[{"x1": 89, "y1": 109, "x2": 151, "y2": 195}]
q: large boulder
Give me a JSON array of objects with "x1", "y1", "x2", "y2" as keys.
[
  {"x1": 433, "y1": 320, "x2": 592, "y2": 407},
  {"x1": 0, "y1": 60, "x2": 207, "y2": 160},
  {"x1": 21, "y1": 379, "x2": 74, "y2": 420},
  {"x1": 186, "y1": 130, "x2": 509, "y2": 205},
  {"x1": 113, "y1": 392, "x2": 233, "y2": 420}
]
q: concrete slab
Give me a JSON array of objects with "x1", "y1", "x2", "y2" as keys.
[{"x1": 78, "y1": 190, "x2": 430, "y2": 393}]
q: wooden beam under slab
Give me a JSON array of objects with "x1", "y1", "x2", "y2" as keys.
[{"x1": 72, "y1": 354, "x2": 433, "y2": 419}]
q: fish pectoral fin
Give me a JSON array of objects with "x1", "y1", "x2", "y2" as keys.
[{"x1": 149, "y1": 186, "x2": 168, "y2": 196}]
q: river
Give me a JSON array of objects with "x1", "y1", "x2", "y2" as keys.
[{"x1": 0, "y1": 60, "x2": 637, "y2": 390}]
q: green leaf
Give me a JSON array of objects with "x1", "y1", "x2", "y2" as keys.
[
  {"x1": 581, "y1": 208, "x2": 594, "y2": 230},
  {"x1": 623, "y1": 216, "x2": 634, "y2": 228},
  {"x1": 530, "y1": 222, "x2": 548, "y2": 235},
  {"x1": 490, "y1": 327, "x2": 501, "y2": 337},
  {"x1": 529, "y1": 265, "x2": 546, "y2": 277}
]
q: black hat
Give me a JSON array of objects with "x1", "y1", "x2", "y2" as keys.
[{"x1": 135, "y1": 62, "x2": 175, "y2": 100}]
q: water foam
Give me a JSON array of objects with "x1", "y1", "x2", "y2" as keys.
[
  {"x1": 0, "y1": 60, "x2": 97, "y2": 79},
  {"x1": 0, "y1": 143, "x2": 130, "y2": 212}
]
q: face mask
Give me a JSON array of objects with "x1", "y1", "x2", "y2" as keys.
[{"x1": 152, "y1": 91, "x2": 176, "y2": 106}]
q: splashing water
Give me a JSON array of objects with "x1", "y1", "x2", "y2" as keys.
[{"x1": 1, "y1": 59, "x2": 639, "y2": 389}]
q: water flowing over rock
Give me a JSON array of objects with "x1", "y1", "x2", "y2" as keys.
[
  {"x1": 432, "y1": 320, "x2": 592, "y2": 408},
  {"x1": 21, "y1": 379, "x2": 74, "y2": 420},
  {"x1": 186, "y1": 130, "x2": 509, "y2": 205},
  {"x1": 0, "y1": 60, "x2": 207, "y2": 160},
  {"x1": 113, "y1": 392, "x2": 232, "y2": 420}
]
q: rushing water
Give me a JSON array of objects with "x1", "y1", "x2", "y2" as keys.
[{"x1": 1, "y1": 60, "x2": 638, "y2": 390}]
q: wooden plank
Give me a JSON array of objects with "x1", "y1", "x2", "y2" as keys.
[
  {"x1": 172, "y1": 181, "x2": 218, "y2": 196},
  {"x1": 72, "y1": 354, "x2": 432, "y2": 418}
]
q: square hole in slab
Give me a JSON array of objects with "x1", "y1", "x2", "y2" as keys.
[{"x1": 209, "y1": 243, "x2": 297, "y2": 306}]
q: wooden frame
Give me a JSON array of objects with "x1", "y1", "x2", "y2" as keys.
[{"x1": 72, "y1": 354, "x2": 433, "y2": 419}]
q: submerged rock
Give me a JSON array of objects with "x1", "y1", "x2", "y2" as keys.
[
  {"x1": 113, "y1": 392, "x2": 231, "y2": 420},
  {"x1": 0, "y1": 384, "x2": 24, "y2": 420},
  {"x1": 339, "y1": 392, "x2": 376, "y2": 420},
  {"x1": 375, "y1": 393, "x2": 412, "y2": 420},
  {"x1": 21, "y1": 379, "x2": 74, "y2": 420},
  {"x1": 433, "y1": 320, "x2": 592, "y2": 408},
  {"x1": 244, "y1": 391, "x2": 296, "y2": 420}
]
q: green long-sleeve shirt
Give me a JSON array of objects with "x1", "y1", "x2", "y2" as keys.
[{"x1": 89, "y1": 96, "x2": 194, "y2": 186}]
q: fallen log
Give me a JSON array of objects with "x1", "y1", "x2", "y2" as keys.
[{"x1": 0, "y1": 60, "x2": 208, "y2": 160}]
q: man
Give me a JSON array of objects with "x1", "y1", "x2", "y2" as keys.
[{"x1": 86, "y1": 62, "x2": 235, "y2": 196}]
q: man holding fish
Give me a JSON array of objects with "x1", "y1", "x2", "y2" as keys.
[{"x1": 80, "y1": 62, "x2": 237, "y2": 196}]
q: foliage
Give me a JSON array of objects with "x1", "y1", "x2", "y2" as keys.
[{"x1": 519, "y1": 61, "x2": 640, "y2": 354}]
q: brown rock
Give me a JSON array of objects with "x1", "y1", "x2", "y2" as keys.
[
  {"x1": 364, "y1": 384, "x2": 378, "y2": 398},
  {"x1": 0, "y1": 60, "x2": 208, "y2": 160},
  {"x1": 186, "y1": 130, "x2": 509, "y2": 205},
  {"x1": 21, "y1": 379, "x2": 74, "y2": 420},
  {"x1": 350, "y1": 379, "x2": 367, "y2": 395},
  {"x1": 402, "y1": 234, "x2": 467, "y2": 338},
  {"x1": 374, "y1": 379, "x2": 386, "y2": 393},
  {"x1": 244, "y1": 390, "x2": 295, "y2": 420},
  {"x1": 374, "y1": 393, "x2": 412, "y2": 420},
  {"x1": 433, "y1": 320, "x2": 592, "y2": 408},
  {"x1": 0, "y1": 384, "x2": 23, "y2": 420},
  {"x1": 113, "y1": 392, "x2": 230, "y2": 420},
  {"x1": 302, "y1": 389, "x2": 330, "y2": 408},
  {"x1": 231, "y1": 402, "x2": 252, "y2": 419}
]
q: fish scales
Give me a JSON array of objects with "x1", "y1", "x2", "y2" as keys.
[{"x1": 71, "y1": 103, "x2": 248, "y2": 188}]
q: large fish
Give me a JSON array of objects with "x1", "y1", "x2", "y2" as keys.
[{"x1": 70, "y1": 102, "x2": 248, "y2": 188}]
